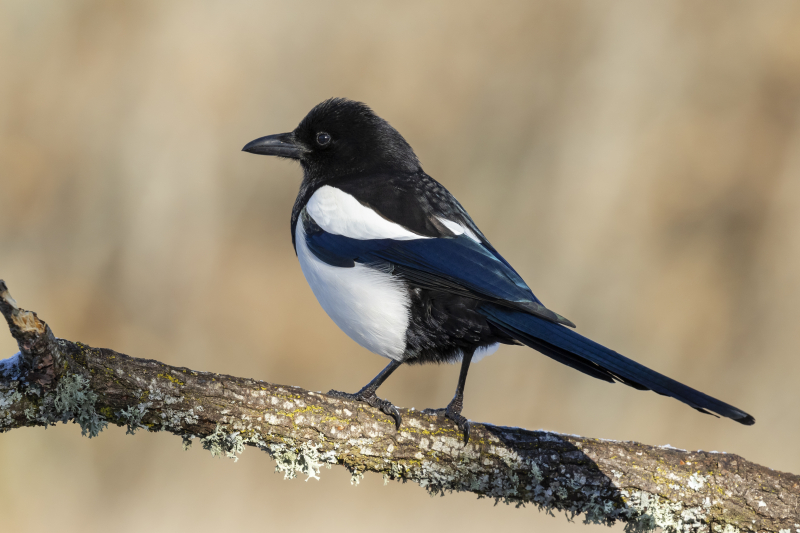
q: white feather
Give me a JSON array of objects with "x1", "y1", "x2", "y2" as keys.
[
  {"x1": 436, "y1": 216, "x2": 481, "y2": 243},
  {"x1": 472, "y1": 342, "x2": 500, "y2": 362},
  {"x1": 307, "y1": 185, "x2": 430, "y2": 241},
  {"x1": 295, "y1": 219, "x2": 410, "y2": 360},
  {"x1": 445, "y1": 343, "x2": 500, "y2": 364}
]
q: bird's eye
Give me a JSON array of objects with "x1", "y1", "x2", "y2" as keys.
[{"x1": 316, "y1": 132, "x2": 331, "y2": 146}]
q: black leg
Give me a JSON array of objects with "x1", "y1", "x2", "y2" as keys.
[
  {"x1": 328, "y1": 360, "x2": 403, "y2": 429},
  {"x1": 423, "y1": 349, "x2": 474, "y2": 444}
]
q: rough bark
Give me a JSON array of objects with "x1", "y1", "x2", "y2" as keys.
[{"x1": 1, "y1": 280, "x2": 797, "y2": 533}]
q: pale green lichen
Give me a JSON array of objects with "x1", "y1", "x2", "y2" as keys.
[
  {"x1": 160, "y1": 403, "x2": 201, "y2": 429},
  {"x1": 349, "y1": 468, "x2": 365, "y2": 485},
  {"x1": 126, "y1": 378, "x2": 203, "y2": 433},
  {"x1": 200, "y1": 424, "x2": 264, "y2": 462},
  {"x1": 687, "y1": 473, "x2": 707, "y2": 491},
  {"x1": 400, "y1": 443, "x2": 545, "y2": 505},
  {"x1": 52, "y1": 374, "x2": 107, "y2": 438},
  {"x1": 621, "y1": 489, "x2": 720, "y2": 533},
  {"x1": 4, "y1": 373, "x2": 101, "y2": 435},
  {"x1": 268, "y1": 439, "x2": 337, "y2": 481},
  {"x1": 117, "y1": 403, "x2": 150, "y2": 434},
  {"x1": 197, "y1": 423, "x2": 338, "y2": 481},
  {"x1": 582, "y1": 497, "x2": 619, "y2": 525},
  {"x1": 0, "y1": 387, "x2": 23, "y2": 428}
]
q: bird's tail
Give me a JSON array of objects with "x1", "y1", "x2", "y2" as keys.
[{"x1": 479, "y1": 305, "x2": 755, "y2": 425}]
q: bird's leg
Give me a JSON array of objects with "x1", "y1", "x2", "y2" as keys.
[
  {"x1": 328, "y1": 360, "x2": 403, "y2": 429},
  {"x1": 423, "y1": 349, "x2": 474, "y2": 444}
]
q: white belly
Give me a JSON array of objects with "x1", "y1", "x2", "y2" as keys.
[{"x1": 295, "y1": 223, "x2": 410, "y2": 360}]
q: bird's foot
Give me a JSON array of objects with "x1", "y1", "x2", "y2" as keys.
[
  {"x1": 422, "y1": 403, "x2": 471, "y2": 444},
  {"x1": 327, "y1": 389, "x2": 402, "y2": 430}
]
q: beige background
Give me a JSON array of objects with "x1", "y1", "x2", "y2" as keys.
[{"x1": 2, "y1": 1, "x2": 799, "y2": 532}]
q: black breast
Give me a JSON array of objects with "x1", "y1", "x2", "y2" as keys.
[{"x1": 403, "y1": 286, "x2": 516, "y2": 364}]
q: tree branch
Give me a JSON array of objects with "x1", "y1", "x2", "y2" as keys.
[{"x1": 0, "y1": 280, "x2": 797, "y2": 532}]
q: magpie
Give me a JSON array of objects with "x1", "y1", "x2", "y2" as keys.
[{"x1": 243, "y1": 98, "x2": 755, "y2": 442}]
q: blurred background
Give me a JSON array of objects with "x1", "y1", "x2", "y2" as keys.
[{"x1": 1, "y1": 1, "x2": 799, "y2": 531}]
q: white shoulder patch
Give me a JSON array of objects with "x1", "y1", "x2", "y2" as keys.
[
  {"x1": 295, "y1": 223, "x2": 410, "y2": 360},
  {"x1": 307, "y1": 185, "x2": 429, "y2": 241},
  {"x1": 436, "y1": 216, "x2": 481, "y2": 243}
]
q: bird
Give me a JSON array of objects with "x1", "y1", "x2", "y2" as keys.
[{"x1": 242, "y1": 97, "x2": 754, "y2": 442}]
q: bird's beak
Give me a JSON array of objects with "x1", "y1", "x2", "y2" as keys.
[{"x1": 242, "y1": 132, "x2": 302, "y2": 159}]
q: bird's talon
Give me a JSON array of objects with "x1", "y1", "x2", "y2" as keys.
[
  {"x1": 327, "y1": 389, "x2": 354, "y2": 400},
  {"x1": 422, "y1": 405, "x2": 470, "y2": 444},
  {"x1": 368, "y1": 396, "x2": 403, "y2": 430},
  {"x1": 327, "y1": 389, "x2": 402, "y2": 430},
  {"x1": 386, "y1": 404, "x2": 401, "y2": 430},
  {"x1": 456, "y1": 417, "x2": 471, "y2": 445},
  {"x1": 382, "y1": 403, "x2": 402, "y2": 430}
]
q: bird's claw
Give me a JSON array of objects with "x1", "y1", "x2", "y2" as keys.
[
  {"x1": 422, "y1": 405, "x2": 471, "y2": 444},
  {"x1": 327, "y1": 389, "x2": 402, "y2": 430},
  {"x1": 368, "y1": 396, "x2": 402, "y2": 430}
]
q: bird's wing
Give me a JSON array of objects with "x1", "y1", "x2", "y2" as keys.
[{"x1": 300, "y1": 208, "x2": 575, "y2": 327}]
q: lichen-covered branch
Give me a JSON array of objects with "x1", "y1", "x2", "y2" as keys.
[{"x1": 0, "y1": 280, "x2": 797, "y2": 533}]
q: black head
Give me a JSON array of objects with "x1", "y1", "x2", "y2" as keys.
[{"x1": 242, "y1": 98, "x2": 420, "y2": 181}]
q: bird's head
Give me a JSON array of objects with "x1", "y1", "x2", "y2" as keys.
[{"x1": 243, "y1": 98, "x2": 420, "y2": 181}]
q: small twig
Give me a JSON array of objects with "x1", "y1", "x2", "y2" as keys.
[{"x1": 0, "y1": 280, "x2": 65, "y2": 386}]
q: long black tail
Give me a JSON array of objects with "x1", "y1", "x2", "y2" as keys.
[{"x1": 479, "y1": 305, "x2": 755, "y2": 425}]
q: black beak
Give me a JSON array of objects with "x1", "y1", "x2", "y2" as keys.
[{"x1": 242, "y1": 132, "x2": 301, "y2": 159}]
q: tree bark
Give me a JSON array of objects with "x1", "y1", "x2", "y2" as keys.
[{"x1": 1, "y1": 280, "x2": 797, "y2": 533}]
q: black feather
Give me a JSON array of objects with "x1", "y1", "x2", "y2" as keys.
[{"x1": 480, "y1": 305, "x2": 755, "y2": 425}]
